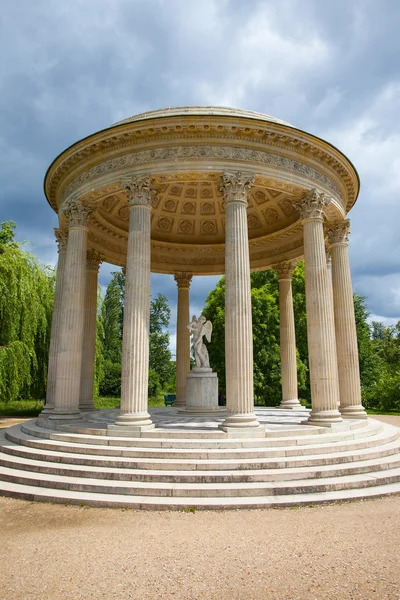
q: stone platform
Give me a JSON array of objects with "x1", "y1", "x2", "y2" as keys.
[{"x1": 0, "y1": 407, "x2": 399, "y2": 509}]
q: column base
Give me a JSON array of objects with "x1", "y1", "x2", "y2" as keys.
[
  {"x1": 307, "y1": 409, "x2": 343, "y2": 426},
  {"x1": 174, "y1": 398, "x2": 186, "y2": 408},
  {"x1": 39, "y1": 405, "x2": 54, "y2": 416},
  {"x1": 48, "y1": 408, "x2": 82, "y2": 421},
  {"x1": 109, "y1": 411, "x2": 155, "y2": 432},
  {"x1": 279, "y1": 398, "x2": 306, "y2": 410},
  {"x1": 79, "y1": 402, "x2": 96, "y2": 411},
  {"x1": 219, "y1": 413, "x2": 263, "y2": 435},
  {"x1": 340, "y1": 405, "x2": 368, "y2": 419}
]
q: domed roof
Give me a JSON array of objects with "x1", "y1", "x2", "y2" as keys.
[{"x1": 113, "y1": 106, "x2": 293, "y2": 128}]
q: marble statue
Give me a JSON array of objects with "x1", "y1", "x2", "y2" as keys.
[{"x1": 187, "y1": 315, "x2": 212, "y2": 368}]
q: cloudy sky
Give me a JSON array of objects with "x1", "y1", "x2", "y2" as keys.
[{"x1": 1, "y1": 0, "x2": 400, "y2": 354}]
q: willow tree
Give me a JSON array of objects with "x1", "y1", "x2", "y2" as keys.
[{"x1": 0, "y1": 221, "x2": 54, "y2": 402}]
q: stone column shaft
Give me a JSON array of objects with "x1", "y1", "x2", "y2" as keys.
[
  {"x1": 299, "y1": 190, "x2": 342, "y2": 425},
  {"x1": 50, "y1": 199, "x2": 92, "y2": 420},
  {"x1": 41, "y1": 229, "x2": 68, "y2": 415},
  {"x1": 174, "y1": 273, "x2": 192, "y2": 407},
  {"x1": 220, "y1": 172, "x2": 260, "y2": 431},
  {"x1": 327, "y1": 221, "x2": 366, "y2": 418},
  {"x1": 79, "y1": 250, "x2": 102, "y2": 411},
  {"x1": 275, "y1": 262, "x2": 302, "y2": 409},
  {"x1": 112, "y1": 177, "x2": 155, "y2": 430}
]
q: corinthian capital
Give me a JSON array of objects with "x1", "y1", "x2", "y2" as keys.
[
  {"x1": 62, "y1": 198, "x2": 93, "y2": 227},
  {"x1": 123, "y1": 175, "x2": 157, "y2": 208},
  {"x1": 54, "y1": 228, "x2": 68, "y2": 252},
  {"x1": 273, "y1": 260, "x2": 296, "y2": 281},
  {"x1": 219, "y1": 171, "x2": 255, "y2": 205},
  {"x1": 295, "y1": 188, "x2": 331, "y2": 221},
  {"x1": 174, "y1": 272, "x2": 193, "y2": 289},
  {"x1": 86, "y1": 249, "x2": 103, "y2": 271},
  {"x1": 326, "y1": 219, "x2": 350, "y2": 246}
]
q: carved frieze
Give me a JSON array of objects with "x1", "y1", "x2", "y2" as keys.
[{"x1": 63, "y1": 146, "x2": 343, "y2": 202}]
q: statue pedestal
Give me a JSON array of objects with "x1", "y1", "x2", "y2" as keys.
[{"x1": 177, "y1": 368, "x2": 225, "y2": 414}]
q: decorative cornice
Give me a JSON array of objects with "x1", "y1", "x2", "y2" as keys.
[
  {"x1": 174, "y1": 272, "x2": 193, "y2": 288},
  {"x1": 86, "y1": 249, "x2": 103, "y2": 271},
  {"x1": 274, "y1": 260, "x2": 296, "y2": 280},
  {"x1": 219, "y1": 171, "x2": 255, "y2": 205},
  {"x1": 122, "y1": 175, "x2": 157, "y2": 208},
  {"x1": 62, "y1": 198, "x2": 93, "y2": 227},
  {"x1": 54, "y1": 228, "x2": 68, "y2": 252},
  {"x1": 62, "y1": 146, "x2": 342, "y2": 203},
  {"x1": 45, "y1": 117, "x2": 358, "y2": 215},
  {"x1": 326, "y1": 219, "x2": 350, "y2": 246},
  {"x1": 296, "y1": 189, "x2": 331, "y2": 222}
]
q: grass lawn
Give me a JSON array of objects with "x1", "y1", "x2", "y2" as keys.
[
  {"x1": 1, "y1": 398, "x2": 399, "y2": 417},
  {"x1": 0, "y1": 394, "x2": 167, "y2": 417}
]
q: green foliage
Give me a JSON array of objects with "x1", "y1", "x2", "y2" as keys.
[
  {"x1": 100, "y1": 359, "x2": 121, "y2": 397},
  {"x1": 0, "y1": 222, "x2": 54, "y2": 402},
  {"x1": 203, "y1": 266, "x2": 309, "y2": 406},
  {"x1": 101, "y1": 272, "x2": 124, "y2": 364},
  {"x1": 149, "y1": 294, "x2": 174, "y2": 388},
  {"x1": 148, "y1": 368, "x2": 162, "y2": 398},
  {"x1": 96, "y1": 276, "x2": 174, "y2": 397},
  {"x1": 361, "y1": 317, "x2": 400, "y2": 411}
]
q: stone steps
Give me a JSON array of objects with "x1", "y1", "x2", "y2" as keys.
[
  {"x1": 3, "y1": 426, "x2": 399, "y2": 468},
  {"x1": 23, "y1": 420, "x2": 382, "y2": 448},
  {"x1": 1, "y1": 463, "x2": 400, "y2": 497},
  {"x1": 0, "y1": 479, "x2": 399, "y2": 509},
  {"x1": 0, "y1": 419, "x2": 399, "y2": 509},
  {"x1": 2, "y1": 440, "x2": 400, "y2": 483}
]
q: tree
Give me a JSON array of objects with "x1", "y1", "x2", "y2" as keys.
[
  {"x1": 98, "y1": 272, "x2": 124, "y2": 396},
  {"x1": 0, "y1": 221, "x2": 54, "y2": 402},
  {"x1": 97, "y1": 275, "x2": 174, "y2": 397},
  {"x1": 149, "y1": 294, "x2": 173, "y2": 390},
  {"x1": 202, "y1": 265, "x2": 308, "y2": 406}
]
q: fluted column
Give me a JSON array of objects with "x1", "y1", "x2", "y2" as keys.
[
  {"x1": 298, "y1": 189, "x2": 342, "y2": 425},
  {"x1": 79, "y1": 250, "x2": 102, "y2": 411},
  {"x1": 325, "y1": 243, "x2": 340, "y2": 408},
  {"x1": 174, "y1": 272, "x2": 193, "y2": 407},
  {"x1": 274, "y1": 261, "x2": 302, "y2": 409},
  {"x1": 112, "y1": 176, "x2": 155, "y2": 430},
  {"x1": 219, "y1": 172, "x2": 260, "y2": 431},
  {"x1": 50, "y1": 199, "x2": 92, "y2": 420},
  {"x1": 41, "y1": 228, "x2": 68, "y2": 415},
  {"x1": 327, "y1": 220, "x2": 367, "y2": 419}
]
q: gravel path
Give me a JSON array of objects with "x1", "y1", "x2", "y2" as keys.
[
  {"x1": 0, "y1": 495, "x2": 398, "y2": 599},
  {"x1": 0, "y1": 415, "x2": 399, "y2": 599}
]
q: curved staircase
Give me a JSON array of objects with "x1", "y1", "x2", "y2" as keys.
[{"x1": 0, "y1": 414, "x2": 399, "y2": 509}]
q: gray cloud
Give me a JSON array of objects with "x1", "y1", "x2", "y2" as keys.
[{"x1": 1, "y1": 0, "x2": 399, "y2": 339}]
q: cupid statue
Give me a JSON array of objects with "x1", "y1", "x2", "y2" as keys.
[{"x1": 187, "y1": 315, "x2": 213, "y2": 369}]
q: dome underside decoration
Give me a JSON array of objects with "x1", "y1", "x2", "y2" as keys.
[{"x1": 45, "y1": 107, "x2": 359, "y2": 275}]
